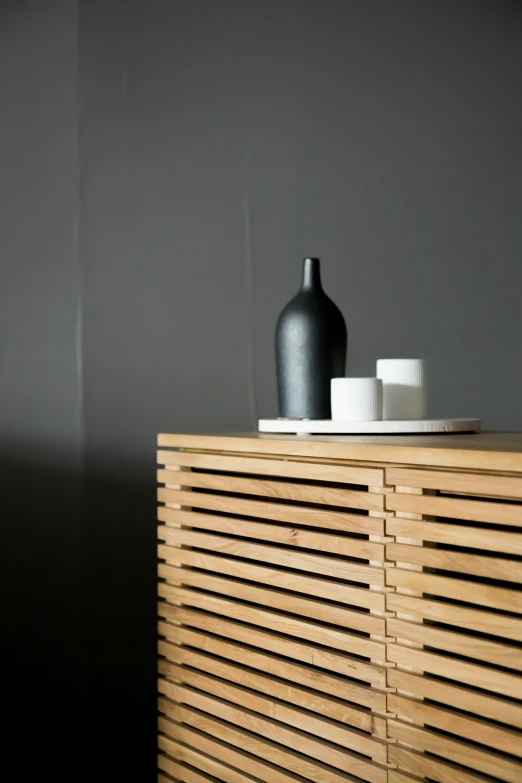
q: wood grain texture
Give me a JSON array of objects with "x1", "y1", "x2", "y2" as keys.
[
  {"x1": 159, "y1": 505, "x2": 386, "y2": 561},
  {"x1": 158, "y1": 629, "x2": 387, "y2": 713},
  {"x1": 157, "y1": 432, "x2": 522, "y2": 783},
  {"x1": 387, "y1": 668, "x2": 522, "y2": 729},
  {"x1": 158, "y1": 736, "x2": 257, "y2": 783},
  {"x1": 386, "y1": 566, "x2": 522, "y2": 614},
  {"x1": 158, "y1": 544, "x2": 385, "y2": 612},
  {"x1": 386, "y1": 592, "x2": 522, "y2": 642},
  {"x1": 159, "y1": 486, "x2": 385, "y2": 534},
  {"x1": 157, "y1": 448, "x2": 385, "y2": 486},
  {"x1": 387, "y1": 466, "x2": 522, "y2": 499},
  {"x1": 158, "y1": 525, "x2": 385, "y2": 585},
  {"x1": 387, "y1": 616, "x2": 522, "y2": 670},
  {"x1": 388, "y1": 718, "x2": 521, "y2": 782},
  {"x1": 159, "y1": 483, "x2": 384, "y2": 514},
  {"x1": 159, "y1": 681, "x2": 386, "y2": 782},
  {"x1": 158, "y1": 641, "x2": 378, "y2": 732},
  {"x1": 387, "y1": 489, "x2": 522, "y2": 526},
  {"x1": 386, "y1": 541, "x2": 521, "y2": 582},
  {"x1": 158, "y1": 586, "x2": 387, "y2": 666},
  {"x1": 387, "y1": 642, "x2": 522, "y2": 698},
  {"x1": 387, "y1": 516, "x2": 522, "y2": 554},
  {"x1": 158, "y1": 611, "x2": 385, "y2": 691},
  {"x1": 158, "y1": 712, "x2": 376, "y2": 783},
  {"x1": 157, "y1": 432, "x2": 522, "y2": 473},
  {"x1": 158, "y1": 467, "x2": 381, "y2": 509},
  {"x1": 388, "y1": 693, "x2": 522, "y2": 758},
  {"x1": 158, "y1": 560, "x2": 385, "y2": 634},
  {"x1": 161, "y1": 723, "x2": 292, "y2": 783},
  {"x1": 159, "y1": 662, "x2": 387, "y2": 761},
  {"x1": 388, "y1": 743, "x2": 496, "y2": 783}
]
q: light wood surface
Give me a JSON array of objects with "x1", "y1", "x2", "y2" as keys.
[
  {"x1": 387, "y1": 465, "x2": 522, "y2": 498},
  {"x1": 158, "y1": 431, "x2": 522, "y2": 472},
  {"x1": 159, "y1": 700, "x2": 388, "y2": 783},
  {"x1": 387, "y1": 515, "x2": 522, "y2": 554},
  {"x1": 159, "y1": 720, "x2": 315, "y2": 783},
  {"x1": 159, "y1": 525, "x2": 385, "y2": 585},
  {"x1": 158, "y1": 585, "x2": 387, "y2": 667},
  {"x1": 388, "y1": 743, "x2": 498, "y2": 783},
  {"x1": 158, "y1": 467, "x2": 383, "y2": 507},
  {"x1": 159, "y1": 482, "x2": 384, "y2": 513},
  {"x1": 158, "y1": 623, "x2": 386, "y2": 712},
  {"x1": 157, "y1": 447, "x2": 385, "y2": 485},
  {"x1": 160, "y1": 660, "x2": 387, "y2": 762},
  {"x1": 387, "y1": 693, "x2": 522, "y2": 758},
  {"x1": 388, "y1": 719, "x2": 521, "y2": 783},
  {"x1": 158, "y1": 642, "x2": 380, "y2": 732},
  {"x1": 159, "y1": 505, "x2": 386, "y2": 560},
  {"x1": 159, "y1": 560, "x2": 385, "y2": 634},
  {"x1": 157, "y1": 432, "x2": 522, "y2": 783},
  {"x1": 159, "y1": 486, "x2": 385, "y2": 534},
  {"x1": 386, "y1": 591, "x2": 522, "y2": 641},
  {"x1": 387, "y1": 489, "x2": 522, "y2": 525}
]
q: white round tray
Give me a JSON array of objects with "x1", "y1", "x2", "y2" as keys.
[{"x1": 258, "y1": 418, "x2": 481, "y2": 435}]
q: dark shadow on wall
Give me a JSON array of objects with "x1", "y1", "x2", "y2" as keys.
[{"x1": 1, "y1": 449, "x2": 157, "y2": 780}]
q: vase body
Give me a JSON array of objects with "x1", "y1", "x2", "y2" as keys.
[{"x1": 275, "y1": 258, "x2": 347, "y2": 419}]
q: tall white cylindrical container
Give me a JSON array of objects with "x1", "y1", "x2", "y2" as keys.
[{"x1": 376, "y1": 359, "x2": 426, "y2": 420}]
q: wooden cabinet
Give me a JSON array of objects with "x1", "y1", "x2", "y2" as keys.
[{"x1": 157, "y1": 432, "x2": 522, "y2": 783}]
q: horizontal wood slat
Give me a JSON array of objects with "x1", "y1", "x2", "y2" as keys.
[
  {"x1": 156, "y1": 432, "x2": 522, "y2": 473},
  {"x1": 158, "y1": 624, "x2": 386, "y2": 716},
  {"x1": 158, "y1": 525, "x2": 385, "y2": 586},
  {"x1": 158, "y1": 586, "x2": 387, "y2": 667},
  {"x1": 388, "y1": 616, "x2": 522, "y2": 671},
  {"x1": 387, "y1": 642, "x2": 522, "y2": 699},
  {"x1": 387, "y1": 693, "x2": 522, "y2": 759},
  {"x1": 158, "y1": 560, "x2": 385, "y2": 635},
  {"x1": 158, "y1": 736, "x2": 257, "y2": 783},
  {"x1": 388, "y1": 743, "x2": 495, "y2": 783},
  {"x1": 159, "y1": 628, "x2": 385, "y2": 714},
  {"x1": 157, "y1": 448, "x2": 385, "y2": 486},
  {"x1": 388, "y1": 718, "x2": 521, "y2": 783},
  {"x1": 387, "y1": 668, "x2": 522, "y2": 730},
  {"x1": 387, "y1": 466, "x2": 522, "y2": 499},
  {"x1": 386, "y1": 541, "x2": 521, "y2": 582},
  {"x1": 158, "y1": 487, "x2": 386, "y2": 526},
  {"x1": 386, "y1": 566, "x2": 522, "y2": 614},
  {"x1": 158, "y1": 544, "x2": 385, "y2": 613},
  {"x1": 158, "y1": 693, "x2": 387, "y2": 783},
  {"x1": 158, "y1": 613, "x2": 385, "y2": 691},
  {"x1": 158, "y1": 468, "x2": 379, "y2": 510},
  {"x1": 159, "y1": 505, "x2": 386, "y2": 561},
  {"x1": 386, "y1": 516, "x2": 522, "y2": 554},
  {"x1": 158, "y1": 438, "x2": 522, "y2": 783},
  {"x1": 159, "y1": 719, "x2": 318, "y2": 783},
  {"x1": 159, "y1": 661, "x2": 387, "y2": 762},
  {"x1": 386, "y1": 591, "x2": 522, "y2": 642},
  {"x1": 158, "y1": 641, "x2": 381, "y2": 733},
  {"x1": 387, "y1": 490, "x2": 522, "y2": 526},
  {"x1": 159, "y1": 708, "x2": 375, "y2": 783}
]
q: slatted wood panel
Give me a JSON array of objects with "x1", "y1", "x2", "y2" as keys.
[
  {"x1": 385, "y1": 467, "x2": 522, "y2": 783},
  {"x1": 158, "y1": 447, "x2": 389, "y2": 783}
]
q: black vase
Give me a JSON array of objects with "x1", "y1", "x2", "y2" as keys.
[{"x1": 275, "y1": 257, "x2": 347, "y2": 419}]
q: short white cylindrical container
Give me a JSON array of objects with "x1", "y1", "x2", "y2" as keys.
[
  {"x1": 331, "y1": 378, "x2": 383, "y2": 421},
  {"x1": 376, "y1": 359, "x2": 426, "y2": 420}
]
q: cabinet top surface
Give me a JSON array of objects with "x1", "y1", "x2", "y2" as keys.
[{"x1": 158, "y1": 431, "x2": 522, "y2": 473}]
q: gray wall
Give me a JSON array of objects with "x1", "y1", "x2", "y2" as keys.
[
  {"x1": 0, "y1": 0, "x2": 84, "y2": 772},
  {"x1": 2, "y1": 0, "x2": 522, "y2": 775},
  {"x1": 79, "y1": 0, "x2": 522, "y2": 438}
]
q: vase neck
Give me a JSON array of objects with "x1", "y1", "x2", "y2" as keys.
[{"x1": 301, "y1": 257, "x2": 322, "y2": 291}]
